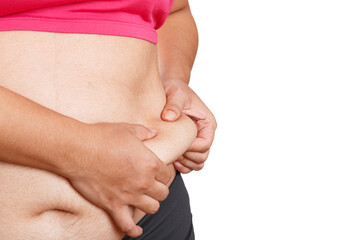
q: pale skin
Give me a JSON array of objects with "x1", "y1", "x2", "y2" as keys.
[
  {"x1": 157, "y1": 1, "x2": 217, "y2": 173},
  {"x1": 0, "y1": 0, "x2": 216, "y2": 238}
]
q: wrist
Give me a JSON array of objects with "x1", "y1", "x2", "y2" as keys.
[
  {"x1": 50, "y1": 120, "x2": 96, "y2": 179},
  {"x1": 161, "y1": 77, "x2": 189, "y2": 87},
  {"x1": 161, "y1": 78, "x2": 189, "y2": 92}
]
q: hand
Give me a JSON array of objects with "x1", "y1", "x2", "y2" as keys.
[
  {"x1": 65, "y1": 122, "x2": 171, "y2": 238},
  {"x1": 161, "y1": 78, "x2": 217, "y2": 174}
]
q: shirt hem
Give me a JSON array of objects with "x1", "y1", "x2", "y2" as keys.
[{"x1": 0, "y1": 17, "x2": 158, "y2": 44}]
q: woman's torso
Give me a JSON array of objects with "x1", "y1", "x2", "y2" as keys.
[{"x1": 0, "y1": 31, "x2": 197, "y2": 239}]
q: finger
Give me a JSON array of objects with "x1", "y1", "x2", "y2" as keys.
[
  {"x1": 161, "y1": 90, "x2": 187, "y2": 122},
  {"x1": 187, "y1": 121, "x2": 215, "y2": 153},
  {"x1": 155, "y1": 160, "x2": 171, "y2": 185},
  {"x1": 187, "y1": 137, "x2": 213, "y2": 153},
  {"x1": 177, "y1": 156, "x2": 205, "y2": 171},
  {"x1": 183, "y1": 150, "x2": 210, "y2": 164},
  {"x1": 144, "y1": 180, "x2": 170, "y2": 202},
  {"x1": 174, "y1": 161, "x2": 192, "y2": 174},
  {"x1": 129, "y1": 194, "x2": 161, "y2": 215},
  {"x1": 130, "y1": 124, "x2": 157, "y2": 141},
  {"x1": 111, "y1": 205, "x2": 143, "y2": 238}
]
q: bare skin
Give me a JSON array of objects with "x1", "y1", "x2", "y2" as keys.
[
  {"x1": 157, "y1": 1, "x2": 217, "y2": 173},
  {"x1": 0, "y1": 0, "x2": 216, "y2": 238},
  {"x1": 0, "y1": 31, "x2": 196, "y2": 239}
]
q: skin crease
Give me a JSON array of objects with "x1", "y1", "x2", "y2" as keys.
[
  {"x1": 0, "y1": 32, "x2": 197, "y2": 239},
  {"x1": 157, "y1": 2, "x2": 217, "y2": 174},
  {"x1": 0, "y1": 30, "x2": 197, "y2": 239},
  {"x1": 0, "y1": 0, "x2": 216, "y2": 238}
]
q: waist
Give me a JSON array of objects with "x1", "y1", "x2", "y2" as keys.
[{"x1": 0, "y1": 31, "x2": 196, "y2": 239}]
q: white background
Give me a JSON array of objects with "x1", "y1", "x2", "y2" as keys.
[{"x1": 183, "y1": 1, "x2": 360, "y2": 239}]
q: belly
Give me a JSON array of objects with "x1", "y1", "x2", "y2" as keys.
[{"x1": 0, "y1": 31, "x2": 197, "y2": 239}]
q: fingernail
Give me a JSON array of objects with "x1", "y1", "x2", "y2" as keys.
[
  {"x1": 165, "y1": 110, "x2": 177, "y2": 121},
  {"x1": 149, "y1": 127, "x2": 157, "y2": 134},
  {"x1": 174, "y1": 162, "x2": 182, "y2": 167}
]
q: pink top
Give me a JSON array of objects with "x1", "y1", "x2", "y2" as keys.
[{"x1": 0, "y1": 0, "x2": 175, "y2": 44}]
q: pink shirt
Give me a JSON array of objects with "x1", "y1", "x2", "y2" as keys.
[{"x1": 0, "y1": 0, "x2": 175, "y2": 43}]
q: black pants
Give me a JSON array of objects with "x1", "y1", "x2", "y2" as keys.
[{"x1": 122, "y1": 171, "x2": 195, "y2": 240}]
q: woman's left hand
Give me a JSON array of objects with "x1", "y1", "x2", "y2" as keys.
[{"x1": 161, "y1": 79, "x2": 217, "y2": 174}]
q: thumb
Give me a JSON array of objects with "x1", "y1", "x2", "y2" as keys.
[
  {"x1": 130, "y1": 124, "x2": 157, "y2": 141},
  {"x1": 161, "y1": 92, "x2": 185, "y2": 122},
  {"x1": 111, "y1": 205, "x2": 143, "y2": 238}
]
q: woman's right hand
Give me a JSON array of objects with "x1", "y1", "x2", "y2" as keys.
[{"x1": 64, "y1": 122, "x2": 171, "y2": 238}]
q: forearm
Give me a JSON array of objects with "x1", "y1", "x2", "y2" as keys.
[
  {"x1": 0, "y1": 86, "x2": 88, "y2": 177},
  {"x1": 157, "y1": 3, "x2": 198, "y2": 85}
]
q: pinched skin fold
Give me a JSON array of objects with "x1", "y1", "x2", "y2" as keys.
[{"x1": 0, "y1": 31, "x2": 197, "y2": 239}]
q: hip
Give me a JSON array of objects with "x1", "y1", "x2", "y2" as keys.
[{"x1": 0, "y1": 30, "x2": 197, "y2": 239}]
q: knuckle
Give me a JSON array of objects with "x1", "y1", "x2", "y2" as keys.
[
  {"x1": 194, "y1": 163, "x2": 205, "y2": 171},
  {"x1": 198, "y1": 145, "x2": 209, "y2": 153},
  {"x1": 121, "y1": 223, "x2": 135, "y2": 234},
  {"x1": 159, "y1": 188, "x2": 170, "y2": 201},
  {"x1": 150, "y1": 201, "x2": 160, "y2": 214},
  {"x1": 137, "y1": 178, "x2": 151, "y2": 190},
  {"x1": 164, "y1": 169, "x2": 171, "y2": 181},
  {"x1": 198, "y1": 153, "x2": 208, "y2": 163},
  {"x1": 199, "y1": 151, "x2": 210, "y2": 163},
  {"x1": 203, "y1": 142, "x2": 212, "y2": 152},
  {"x1": 210, "y1": 112, "x2": 217, "y2": 127},
  {"x1": 213, "y1": 117, "x2": 218, "y2": 130},
  {"x1": 146, "y1": 159, "x2": 159, "y2": 172}
]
